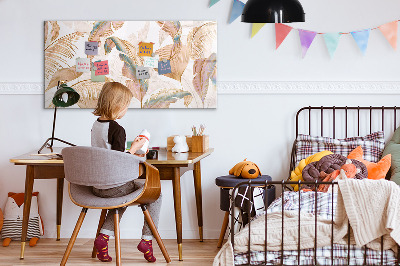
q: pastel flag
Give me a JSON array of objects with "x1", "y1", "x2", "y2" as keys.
[
  {"x1": 323, "y1": 33, "x2": 341, "y2": 58},
  {"x1": 298, "y1": 29, "x2": 317, "y2": 58},
  {"x1": 229, "y1": 0, "x2": 245, "y2": 24},
  {"x1": 275, "y1": 23, "x2": 293, "y2": 49},
  {"x1": 209, "y1": 0, "x2": 220, "y2": 7},
  {"x1": 351, "y1": 29, "x2": 370, "y2": 55},
  {"x1": 378, "y1": 21, "x2": 398, "y2": 50},
  {"x1": 251, "y1": 23, "x2": 266, "y2": 38}
]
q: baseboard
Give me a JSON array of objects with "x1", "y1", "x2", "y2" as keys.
[{"x1": 1, "y1": 81, "x2": 400, "y2": 95}]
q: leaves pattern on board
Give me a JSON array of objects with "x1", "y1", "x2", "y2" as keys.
[{"x1": 45, "y1": 21, "x2": 216, "y2": 108}]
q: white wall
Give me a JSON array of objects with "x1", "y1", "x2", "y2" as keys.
[{"x1": 1, "y1": 0, "x2": 400, "y2": 240}]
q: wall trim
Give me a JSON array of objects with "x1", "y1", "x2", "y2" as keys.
[{"x1": 1, "y1": 81, "x2": 400, "y2": 95}]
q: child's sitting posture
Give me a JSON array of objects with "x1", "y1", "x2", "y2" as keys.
[{"x1": 91, "y1": 82, "x2": 162, "y2": 263}]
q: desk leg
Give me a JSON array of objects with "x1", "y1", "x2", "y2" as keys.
[
  {"x1": 20, "y1": 165, "x2": 34, "y2": 259},
  {"x1": 193, "y1": 161, "x2": 203, "y2": 242},
  {"x1": 56, "y1": 178, "x2": 64, "y2": 241},
  {"x1": 172, "y1": 167, "x2": 183, "y2": 261}
]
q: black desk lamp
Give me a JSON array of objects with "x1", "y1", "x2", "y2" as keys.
[
  {"x1": 38, "y1": 81, "x2": 80, "y2": 154},
  {"x1": 241, "y1": 0, "x2": 305, "y2": 23}
]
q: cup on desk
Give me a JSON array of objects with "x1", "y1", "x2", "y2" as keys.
[{"x1": 146, "y1": 150, "x2": 158, "y2": 160}]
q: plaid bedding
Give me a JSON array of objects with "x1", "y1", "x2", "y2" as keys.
[
  {"x1": 234, "y1": 191, "x2": 397, "y2": 265},
  {"x1": 294, "y1": 131, "x2": 385, "y2": 166}
]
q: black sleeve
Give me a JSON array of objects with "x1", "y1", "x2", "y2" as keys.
[{"x1": 108, "y1": 121, "x2": 126, "y2": 152}]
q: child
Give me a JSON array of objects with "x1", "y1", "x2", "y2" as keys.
[{"x1": 91, "y1": 82, "x2": 162, "y2": 263}]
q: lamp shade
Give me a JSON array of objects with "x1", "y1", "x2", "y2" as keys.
[
  {"x1": 241, "y1": 0, "x2": 305, "y2": 23},
  {"x1": 52, "y1": 84, "x2": 80, "y2": 107}
]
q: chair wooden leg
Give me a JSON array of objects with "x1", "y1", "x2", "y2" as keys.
[
  {"x1": 217, "y1": 211, "x2": 230, "y2": 248},
  {"x1": 60, "y1": 208, "x2": 88, "y2": 266},
  {"x1": 141, "y1": 205, "x2": 171, "y2": 263},
  {"x1": 114, "y1": 210, "x2": 121, "y2": 266},
  {"x1": 91, "y1": 209, "x2": 108, "y2": 258}
]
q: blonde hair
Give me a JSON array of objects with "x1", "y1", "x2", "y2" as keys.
[{"x1": 93, "y1": 82, "x2": 133, "y2": 120}]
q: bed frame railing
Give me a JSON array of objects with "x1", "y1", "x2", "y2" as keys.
[
  {"x1": 231, "y1": 180, "x2": 400, "y2": 266},
  {"x1": 230, "y1": 106, "x2": 400, "y2": 266}
]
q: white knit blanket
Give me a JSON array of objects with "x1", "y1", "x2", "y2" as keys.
[{"x1": 213, "y1": 179, "x2": 400, "y2": 266}]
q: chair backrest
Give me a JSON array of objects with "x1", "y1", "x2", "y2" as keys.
[{"x1": 62, "y1": 146, "x2": 145, "y2": 187}]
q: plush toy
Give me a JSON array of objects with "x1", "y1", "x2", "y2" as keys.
[
  {"x1": 289, "y1": 150, "x2": 333, "y2": 191},
  {"x1": 172, "y1": 135, "x2": 189, "y2": 153},
  {"x1": 1, "y1": 192, "x2": 44, "y2": 247},
  {"x1": 229, "y1": 159, "x2": 261, "y2": 179},
  {"x1": 348, "y1": 146, "x2": 391, "y2": 180}
]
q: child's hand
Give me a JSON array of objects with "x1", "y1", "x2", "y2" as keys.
[
  {"x1": 129, "y1": 137, "x2": 147, "y2": 154},
  {"x1": 134, "y1": 149, "x2": 149, "y2": 157}
]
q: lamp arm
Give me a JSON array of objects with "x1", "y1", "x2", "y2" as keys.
[{"x1": 50, "y1": 106, "x2": 57, "y2": 148}]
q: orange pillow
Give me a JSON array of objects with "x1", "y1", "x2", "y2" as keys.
[{"x1": 347, "y1": 146, "x2": 391, "y2": 180}]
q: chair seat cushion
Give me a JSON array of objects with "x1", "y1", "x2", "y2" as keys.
[{"x1": 69, "y1": 180, "x2": 145, "y2": 208}]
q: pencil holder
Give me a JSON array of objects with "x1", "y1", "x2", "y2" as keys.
[{"x1": 191, "y1": 135, "x2": 209, "y2": 153}]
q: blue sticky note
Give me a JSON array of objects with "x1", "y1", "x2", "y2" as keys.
[{"x1": 158, "y1": 60, "x2": 172, "y2": 75}]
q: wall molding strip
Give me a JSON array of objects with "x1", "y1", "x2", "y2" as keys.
[{"x1": 1, "y1": 81, "x2": 400, "y2": 95}]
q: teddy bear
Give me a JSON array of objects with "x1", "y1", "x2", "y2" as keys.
[
  {"x1": 172, "y1": 135, "x2": 189, "y2": 153},
  {"x1": 1, "y1": 192, "x2": 44, "y2": 247},
  {"x1": 229, "y1": 159, "x2": 261, "y2": 179}
]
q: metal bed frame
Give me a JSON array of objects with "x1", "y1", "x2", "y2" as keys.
[{"x1": 230, "y1": 106, "x2": 400, "y2": 266}]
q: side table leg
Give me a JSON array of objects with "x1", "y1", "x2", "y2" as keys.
[
  {"x1": 20, "y1": 165, "x2": 35, "y2": 259},
  {"x1": 193, "y1": 161, "x2": 203, "y2": 242},
  {"x1": 217, "y1": 211, "x2": 230, "y2": 248},
  {"x1": 56, "y1": 178, "x2": 64, "y2": 241},
  {"x1": 172, "y1": 167, "x2": 183, "y2": 261}
]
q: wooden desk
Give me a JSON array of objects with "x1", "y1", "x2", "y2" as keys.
[{"x1": 10, "y1": 147, "x2": 213, "y2": 261}]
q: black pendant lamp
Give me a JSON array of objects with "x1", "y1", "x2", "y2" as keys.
[{"x1": 241, "y1": 0, "x2": 305, "y2": 23}]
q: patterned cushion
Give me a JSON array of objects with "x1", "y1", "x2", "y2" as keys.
[{"x1": 294, "y1": 131, "x2": 385, "y2": 166}]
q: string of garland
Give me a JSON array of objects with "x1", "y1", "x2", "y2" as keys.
[{"x1": 209, "y1": 0, "x2": 399, "y2": 58}]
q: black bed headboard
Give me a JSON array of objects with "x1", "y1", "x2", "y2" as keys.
[{"x1": 289, "y1": 106, "x2": 400, "y2": 180}]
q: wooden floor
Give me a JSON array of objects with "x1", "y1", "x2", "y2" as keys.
[{"x1": 0, "y1": 239, "x2": 221, "y2": 265}]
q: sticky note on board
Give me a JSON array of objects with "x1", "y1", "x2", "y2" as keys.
[
  {"x1": 158, "y1": 60, "x2": 172, "y2": 75},
  {"x1": 94, "y1": 60, "x2": 109, "y2": 76},
  {"x1": 144, "y1": 56, "x2": 159, "y2": 68},
  {"x1": 138, "y1": 42, "x2": 154, "y2": 57},
  {"x1": 76, "y1": 58, "x2": 91, "y2": 72},
  {"x1": 136, "y1": 66, "x2": 150, "y2": 79},
  {"x1": 91, "y1": 70, "x2": 105, "y2": 82},
  {"x1": 85, "y1": 41, "x2": 99, "y2": 55}
]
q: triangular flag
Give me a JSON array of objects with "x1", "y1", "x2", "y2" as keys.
[
  {"x1": 275, "y1": 23, "x2": 293, "y2": 49},
  {"x1": 209, "y1": 0, "x2": 220, "y2": 7},
  {"x1": 229, "y1": 0, "x2": 245, "y2": 24},
  {"x1": 298, "y1": 29, "x2": 317, "y2": 58},
  {"x1": 378, "y1": 21, "x2": 397, "y2": 50},
  {"x1": 251, "y1": 23, "x2": 266, "y2": 38},
  {"x1": 323, "y1": 33, "x2": 341, "y2": 58},
  {"x1": 351, "y1": 29, "x2": 370, "y2": 55}
]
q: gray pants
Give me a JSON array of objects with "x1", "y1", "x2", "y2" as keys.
[{"x1": 92, "y1": 180, "x2": 162, "y2": 240}]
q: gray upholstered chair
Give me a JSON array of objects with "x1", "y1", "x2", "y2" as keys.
[{"x1": 60, "y1": 146, "x2": 171, "y2": 265}]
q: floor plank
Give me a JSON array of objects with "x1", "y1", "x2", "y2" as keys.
[{"x1": 0, "y1": 239, "x2": 221, "y2": 265}]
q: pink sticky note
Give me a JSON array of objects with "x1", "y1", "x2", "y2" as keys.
[{"x1": 94, "y1": 60, "x2": 109, "y2": 76}]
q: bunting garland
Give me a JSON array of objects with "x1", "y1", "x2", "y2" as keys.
[
  {"x1": 298, "y1": 30, "x2": 317, "y2": 58},
  {"x1": 275, "y1": 23, "x2": 292, "y2": 49},
  {"x1": 229, "y1": 0, "x2": 245, "y2": 24},
  {"x1": 251, "y1": 23, "x2": 266, "y2": 38},
  {"x1": 378, "y1": 21, "x2": 398, "y2": 50},
  {"x1": 208, "y1": 2, "x2": 399, "y2": 58},
  {"x1": 351, "y1": 29, "x2": 370, "y2": 55},
  {"x1": 323, "y1": 33, "x2": 341, "y2": 58}
]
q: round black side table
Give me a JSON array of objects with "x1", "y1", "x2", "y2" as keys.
[{"x1": 215, "y1": 175, "x2": 275, "y2": 248}]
